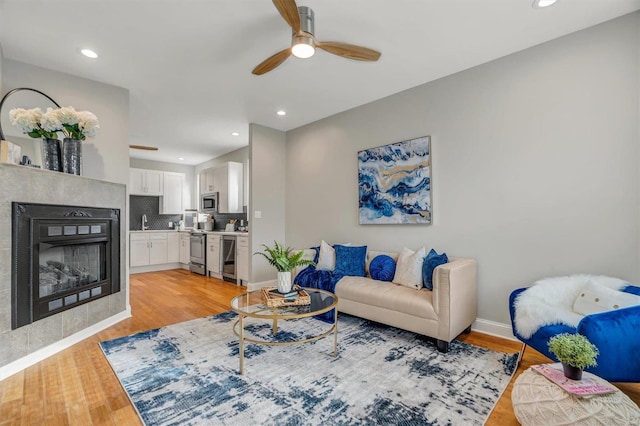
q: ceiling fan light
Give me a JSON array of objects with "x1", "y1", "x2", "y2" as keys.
[
  {"x1": 291, "y1": 36, "x2": 315, "y2": 59},
  {"x1": 532, "y1": 0, "x2": 558, "y2": 8}
]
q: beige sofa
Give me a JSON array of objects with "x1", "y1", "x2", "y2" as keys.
[{"x1": 295, "y1": 249, "x2": 478, "y2": 353}]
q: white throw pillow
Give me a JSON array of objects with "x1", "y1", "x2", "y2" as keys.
[
  {"x1": 392, "y1": 247, "x2": 426, "y2": 289},
  {"x1": 316, "y1": 240, "x2": 350, "y2": 271},
  {"x1": 573, "y1": 281, "x2": 640, "y2": 316}
]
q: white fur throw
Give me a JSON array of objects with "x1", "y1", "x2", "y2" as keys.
[{"x1": 513, "y1": 275, "x2": 629, "y2": 339}]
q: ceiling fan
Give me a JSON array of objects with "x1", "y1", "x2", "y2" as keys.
[
  {"x1": 252, "y1": 0, "x2": 381, "y2": 75},
  {"x1": 129, "y1": 145, "x2": 158, "y2": 151}
]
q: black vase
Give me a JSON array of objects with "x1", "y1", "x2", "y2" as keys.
[
  {"x1": 42, "y1": 138, "x2": 62, "y2": 172},
  {"x1": 562, "y1": 363, "x2": 583, "y2": 380},
  {"x1": 63, "y1": 138, "x2": 82, "y2": 175}
]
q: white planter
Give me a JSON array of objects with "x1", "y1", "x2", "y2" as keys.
[{"x1": 277, "y1": 271, "x2": 292, "y2": 293}]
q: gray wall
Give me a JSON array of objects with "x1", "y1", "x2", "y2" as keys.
[
  {"x1": 3, "y1": 59, "x2": 129, "y2": 185},
  {"x1": 285, "y1": 13, "x2": 640, "y2": 325},
  {"x1": 130, "y1": 157, "x2": 196, "y2": 210},
  {"x1": 249, "y1": 124, "x2": 286, "y2": 282}
]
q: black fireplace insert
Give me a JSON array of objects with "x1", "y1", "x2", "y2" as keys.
[{"x1": 12, "y1": 202, "x2": 121, "y2": 329}]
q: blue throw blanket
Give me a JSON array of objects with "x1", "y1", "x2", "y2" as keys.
[{"x1": 294, "y1": 265, "x2": 343, "y2": 322}]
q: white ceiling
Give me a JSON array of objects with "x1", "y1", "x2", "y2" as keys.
[{"x1": 1, "y1": 0, "x2": 639, "y2": 165}]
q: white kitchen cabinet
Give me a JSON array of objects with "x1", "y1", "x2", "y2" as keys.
[
  {"x1": 237, "y1": 235, "x2": 249, "y2": 282},
  {"x1": 207, "y1": 234, "x2": 221, "y2": 276},
  {"x1": 179, "y1": 232, "x2": 190, "y2": 264},
  {"x1": 214, "y1": 162, "x2": 244, "y2": 213},
  {"x1": 161, "y1": 172, "x2": 184, "y2": 214},
  {"x1": 130, "y1": 168, "x2": 163, "y2": 196},
  {"x1": 199, "y1": 169, "x2": 215, "y2": 195},
  {"x1": 130, "y1": 232, "x2": 169, "y2": 266},
  {"x1": 167, "y1": 232, "x2": 180, "y2": 263}
]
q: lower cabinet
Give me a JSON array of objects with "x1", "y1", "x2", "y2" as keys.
[
  {"x1": 130, "y1": 232, "x2": 169, "y2": 267},
  {"x1": 237, "y1": 236, "x2": 249, "y2": 282},
  {"x1": 167, "y1": 232, "x2": 180, "y2": 263},
  {"x1": 179, "y1": 232, "x2": 190, "y2": 264},
  {"x1": 207, "y1": 235, "x2": 221, "y2": 276}
]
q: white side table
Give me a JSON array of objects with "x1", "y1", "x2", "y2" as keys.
[{"x1": 512, "y1": 368, "x2": 640, "y2": 425}]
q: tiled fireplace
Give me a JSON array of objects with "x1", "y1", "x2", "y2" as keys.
[
  {"x1": 0, "y1": 164, "x2": 127, "y2": 373},
  {"x1": 12, "y1": 203, "x2": 121, "y2": 329}
]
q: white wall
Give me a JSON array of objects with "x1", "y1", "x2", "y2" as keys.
[
  {"x1": 2, "y1": 59, "x2": 129, "y2": 185},
  {"x1": 249, "y1": 124, "x2": 286, "y2": 282},
  {"x1": 130, "y1": 158, "x2": 196, "y2": 209},
  {"x1": 285, "y1": 13, "x2": 640, "y2": 325},
  {"x1": 195, "y1": 146, "x2": 249, "y2": 207}
]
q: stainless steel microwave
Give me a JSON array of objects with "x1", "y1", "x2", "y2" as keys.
[{"x1": 200, "y1": 192, "x2": 219, "y2": 213}]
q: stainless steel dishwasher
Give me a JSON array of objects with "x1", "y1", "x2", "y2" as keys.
[
  {"x1": 222, "y1": 235, "x2": 236, "y2": 282},
  {"x1": 189, "y1": 231, "x2": 206, "y2": 275}
]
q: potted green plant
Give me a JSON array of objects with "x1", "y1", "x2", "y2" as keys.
[
  {"x1": 254, "y1": 241, "x2": 314, "y2": 293},
  {"x1": 548, "y1": 333, "x2": 599, "y2": 380}
]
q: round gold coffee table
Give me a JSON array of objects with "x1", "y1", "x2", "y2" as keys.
[{"x1": 230, "y1": 288, "x2": 338, "y2": 375}]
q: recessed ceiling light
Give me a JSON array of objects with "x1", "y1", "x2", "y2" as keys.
[
  {"x1": 80, "y1": 48, "x2": 98, "y2": 59},
  {"x1": 532, "y1": 0, "x2": 558, "y2": 8},
  {"x1": 178, "y1": 157, "x2": 185, "y2": 161},
  {"x1": 231, "y1": 132, "x2": 240, "y2": 136},
  {"x1": 276, "y1": 110, "x2": 287, "y2": 116}
]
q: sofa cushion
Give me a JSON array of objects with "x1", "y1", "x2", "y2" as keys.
[
  {"x1": 366, "y1": 250, "x2": 399, "y2": 276},
  {"x1": 316, "y1": 240, "x2": 351, "y2": 271},
  {"x1": 336, "y1": 276, "x2": 437, "y2": 320},
  {"x1": 334, "y1": 245, "x2": 367, "y2": 277},
  {"x1": 369, "y1": 255, "x2": 396, "y2": 281},
  {"x1": 573, "y1": 281, "x2": 640, "y2": 315},
  {"x1": 422, "y1": 249, "x2": 448, "y2": 290},
  {"x1": 393, "y1": 247, "x2": 426, "y2": 289}
]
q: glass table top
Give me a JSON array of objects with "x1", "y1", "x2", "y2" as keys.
[{"x1": 230, "y1": 287, "x2": 337, "y2": 319}]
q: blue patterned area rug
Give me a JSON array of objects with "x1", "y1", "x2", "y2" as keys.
[{"x1": 100, "y1": 312, "x2": 517, "y2": 425}]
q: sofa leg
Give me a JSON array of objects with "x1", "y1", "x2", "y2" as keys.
[
  {"x1": 436, "y1": 339, "x2": 449, "y2": 353},
  {"x1": 463, "y1": 325, "x2": 472, "y2": 334}
]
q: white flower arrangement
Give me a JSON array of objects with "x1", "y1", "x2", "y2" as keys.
[
  {"x1": 9, "y1": 107, "x2": 58, "y2": 139},
  {"x1": 10, "y1": 106, "x2": 99, "y2": 141},
  {"x1": 42, "y1": 106, "x2": 99, "y2": 141}
]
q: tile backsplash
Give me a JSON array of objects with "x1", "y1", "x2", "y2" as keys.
[
  {"x1": 130, "y1": 196, "x2": 182, "y2": 230},
  {"x1": 130, "y1": 196, "x2": 248, "y2": 231}
]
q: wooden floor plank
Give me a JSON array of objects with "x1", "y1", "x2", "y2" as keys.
[{"x1": 0, "y1": 268, "x2": 638, "y2": 424}]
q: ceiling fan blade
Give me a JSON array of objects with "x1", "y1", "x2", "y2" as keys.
[
  {"x1": 129, "y1": 145, "x2": 158, "y2": 151},
  {"x1": 272, "y1": 0, "x2": 301, "y2": 33},
  {"x1": 316, "y1": 41, "x2": 381, "y2": 61},
  {"x1": 252, "y1": 48, "x2": 292, "y2": 75}
]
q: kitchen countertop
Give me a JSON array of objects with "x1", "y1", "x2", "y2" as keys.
[{"x1": 130, "y1": 229, "x2": 249, "y2": 236}]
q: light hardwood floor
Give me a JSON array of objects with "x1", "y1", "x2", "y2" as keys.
[{"x1": 1, "y1": 269, "x2": 638, "y2": 425}]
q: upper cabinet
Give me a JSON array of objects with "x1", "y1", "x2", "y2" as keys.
[
  {"x1": 199, "y1": 162, "x2": 243, "y2": 213},
  {"x1": 161, "y1": 172, "x2": 185, "y2": 214},
  {"x1": 130, "y1": 168, "x2": 185, "y2": 214},
  {"x1": 130, "y1": 168, "x2": 163, "y2": 196}
]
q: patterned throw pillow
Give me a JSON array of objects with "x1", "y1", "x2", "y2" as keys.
[
  {"x1": 422, "y1": 249, "x2": 448, "y2": 290},
  {"x1": 369, "y1": 255, "x2": 396, "y2": 282},
  {"x1": 333, "y1": 245, "x2": 367, "y2": 277},
  {"x1": 393, "y1": 247, "x2": 426, "y2": 289}
]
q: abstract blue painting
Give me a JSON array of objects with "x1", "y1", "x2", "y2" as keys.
[{"x1": 358, "y1": 136, "x2": 431, "y2": 224}]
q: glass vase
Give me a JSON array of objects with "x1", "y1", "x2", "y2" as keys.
[
  {"x1": 63, "y1": 138, "x2": 82, "y2": 175},
  {"x1": 42, "y1": 138, "x2": 62, "y2": 172}
]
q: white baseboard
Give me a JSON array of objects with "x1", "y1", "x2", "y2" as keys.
[
  {"x1": 246, "y1": 279, "x2": 277, "y2": 292},
  {"x1": 130, "y1": 263, "x2": 183, "y2": 274},
  {"x1": 471, "y1": 318, "x2": 518, "y2": 341},
  {"x1": 0, "y1": 307, "x2": 132, "y2": 381}
]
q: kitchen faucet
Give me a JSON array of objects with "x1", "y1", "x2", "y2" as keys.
[{"x1": 141, "y1": 214, "x2": 149, "y2": 231}]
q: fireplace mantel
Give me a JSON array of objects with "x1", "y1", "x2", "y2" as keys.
[{"x1": 0, "y1": 163, "x2": 128, "y2": 378}]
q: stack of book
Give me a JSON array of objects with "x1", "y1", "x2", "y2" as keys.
[
  {"x1": 262, "y1": 286, "x2": 311, "y2": 307},
  {"x1": 268, "y1": 288, "x2": 299, "y2": 300}
]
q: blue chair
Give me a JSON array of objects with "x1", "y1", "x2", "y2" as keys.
[{"x1": 509, "y1": 285, "x2": 640, "y2": 382}]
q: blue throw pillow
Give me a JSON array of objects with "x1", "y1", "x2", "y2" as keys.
[
  {"x1": 422, "y1": 249, "x2": 448, "y2": 290},
  {"x1": 333, "y1": 245, "x2": 367, "y2": 277},
  {"x1": 369, "y1": 255, "x2": 396, "y2": 282}
]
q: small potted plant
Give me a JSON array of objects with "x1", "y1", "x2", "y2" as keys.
[
  {"x1": 548, "y1": 333, "x2": 599, "y2": 380},
  {"x1": 254, "y1": 241, "x2": 314, "y2": 293}
]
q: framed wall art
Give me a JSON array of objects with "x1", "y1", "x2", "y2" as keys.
[{"x1": 358, "y1": 136, "x2": 431, "y2": 225}]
